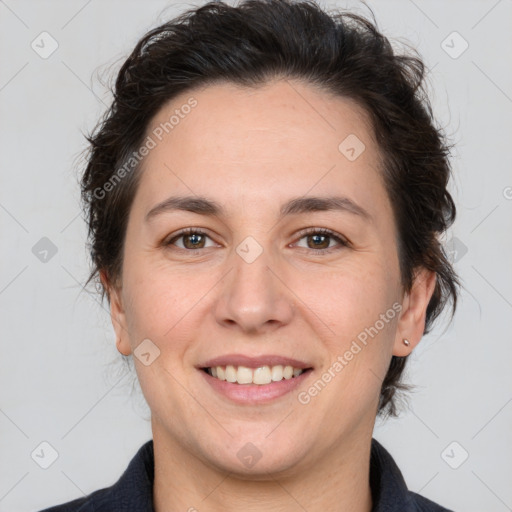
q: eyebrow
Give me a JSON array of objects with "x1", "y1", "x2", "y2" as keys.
[{"x1": 145, "y1": 195, "x2": 372, "y2": 223}]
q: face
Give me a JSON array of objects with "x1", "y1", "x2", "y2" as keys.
[{"x1": 107, "y1": 79, "x2": 434, "y2": 477}]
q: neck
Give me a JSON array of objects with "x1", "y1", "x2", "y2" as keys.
[{"x1": 152, "y1": 420, "x2": 374, "y2": 512}]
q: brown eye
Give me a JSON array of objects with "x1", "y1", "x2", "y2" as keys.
[
  {"x1": 165, "y1": 229, "x2": 214, "y2": 250},
  {"x1": 294, "y1": 228, "x2": 348, "y2": 254},
  {"x1": 306, "y1": 233, "x2": 331, "y2": 250},
  {"x1": 181, "y1": 232, "x2": 206, "y2": 249}
]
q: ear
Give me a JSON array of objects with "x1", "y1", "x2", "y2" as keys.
[
  {"x1": 100, "y1": 269, "x2": 132, "y2": 356},
  {"x1": 393, "y1": 267, "x2": 436, "y2": 357}
]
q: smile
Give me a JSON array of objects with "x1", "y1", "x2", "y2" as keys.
[{"x1": 203, "y1": 364, "x2": 309, "y2": 385}]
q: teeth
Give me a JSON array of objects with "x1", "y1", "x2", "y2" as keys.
[
  {"x1": 271, "y1": 365, "x2": 283, "y2": 381},
  {"x1": 237, "y1": 365, "x2": 253, "y2": 384},
  {"x1": 206, "y1": 364, "x2": 307, "y2": 385},
  {"x1": 225, "y1": 365, "x2": 237, "y2": 383},
  {"x1": 253, "y1": 366, "x2": 271, "y2": 385}
]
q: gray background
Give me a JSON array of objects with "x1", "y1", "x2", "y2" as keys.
[{"x1": 1, "y1": 1, "x2": 511, "y2": 511}]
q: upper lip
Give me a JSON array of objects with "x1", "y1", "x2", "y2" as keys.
[{"x1": 198, "y1": 354, "x2": 313, "y2": 370}]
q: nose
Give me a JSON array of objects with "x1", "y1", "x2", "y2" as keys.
[{"x1": 214, "y1": 241, "x2": 295, "y2": 334}]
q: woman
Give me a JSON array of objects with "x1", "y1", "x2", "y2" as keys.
[{"x1": 40, "y1": 0, "x2": 459, "y2": 510}]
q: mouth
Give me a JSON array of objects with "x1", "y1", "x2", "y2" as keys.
[
  {"x1": 197, "y1": 354, "x2": 314, "y2": 403},
  {"x1": 200, "y1": 364, "x2": 313, "y2": 385}
]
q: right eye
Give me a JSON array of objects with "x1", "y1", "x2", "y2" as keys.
[{"x1": 164, "y1": 228, "x2": 217, "y2": 251}]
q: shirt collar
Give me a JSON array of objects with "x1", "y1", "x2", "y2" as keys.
[{"x1": 369, "y1": 437, "x2": 418, "y2": 510}]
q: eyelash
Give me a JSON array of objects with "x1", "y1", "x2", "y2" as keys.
[{"x1": 164, "y1": 227, "x2": 349, "y2": 255}]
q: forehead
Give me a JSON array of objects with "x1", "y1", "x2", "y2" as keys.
[{"x1": 136, "y1": 79, "x2": 387, "y2": 219}]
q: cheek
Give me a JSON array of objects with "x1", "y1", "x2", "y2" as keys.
[
  {"x1": 121, "y1": 267, "x2": 196, "y2": 405},
  {"x1": 121, "y1": 258, "x2": 184, "y2": 343},
  {"x1": 121, "y1": 258, "x2": 220, "y2": 370},
  {"x1": 304, "y1": 260, "x2": 399, "y2": 330},
  {"x1": 300, "y1": 261, "x2": 400, "y2": 380}
]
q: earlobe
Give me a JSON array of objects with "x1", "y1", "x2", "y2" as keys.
[
  {"x1": 393, "y1": 268, "x2": 436, "y2": 357},
  {"x1": 100, "y1": 270, "x2": 132, "y2": 356}
]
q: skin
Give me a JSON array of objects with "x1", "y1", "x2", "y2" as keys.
[{"x1": 103, "y1": 78, "x2": 436, "y2": 512}]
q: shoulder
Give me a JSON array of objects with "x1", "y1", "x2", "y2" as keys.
[
  {"x1": 406, "y1": 490, "x2": 455, "y2": 511},
  {"x1": 36, "y1": 488, "x2": 111, "y2": 512},
  {"x1": 370, "y1": 438, "x2": 454, "y2": 512},
  {"x1": 35, "y1": 440, "x2": 155, "y2": 512}
]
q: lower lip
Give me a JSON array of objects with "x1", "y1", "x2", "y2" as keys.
[{"x1": 199, "y1": 369, "x2": 313, "y2": 404}]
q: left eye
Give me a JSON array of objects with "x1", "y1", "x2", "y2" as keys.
[{"x1": 294, "y1": 229, "x2": 348, "y2": 252}]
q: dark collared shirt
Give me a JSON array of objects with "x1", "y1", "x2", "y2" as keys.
[{"x1": 38, "y1": 438, "x2": 454, "y2": 511}]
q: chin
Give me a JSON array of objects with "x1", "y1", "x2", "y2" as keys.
[{"x1": 198, "y1": 431, "x2": 312, "y2": 478}]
